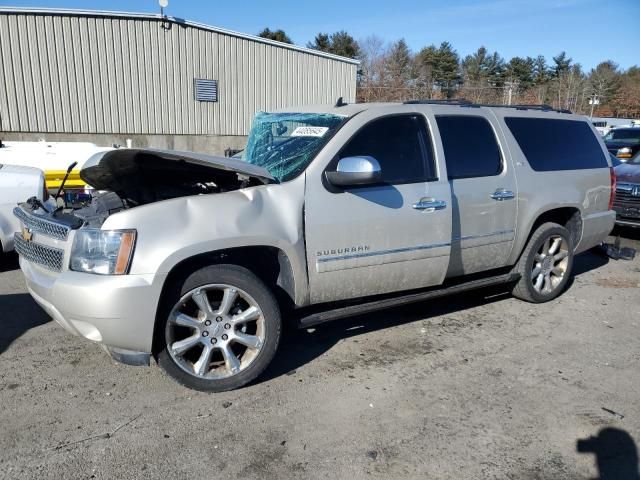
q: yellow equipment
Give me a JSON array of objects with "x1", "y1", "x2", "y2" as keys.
[{"x1": 44, "y1": 170, "x2": 87, "y2": 190}]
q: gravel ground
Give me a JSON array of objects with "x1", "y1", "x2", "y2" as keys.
[{"x1": 0, "y1": 229, "x2": 639, "y2": 480}]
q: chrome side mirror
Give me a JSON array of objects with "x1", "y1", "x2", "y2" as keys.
[{"x1": 326, "y1": 156, "x2": 382, "y2": 187}]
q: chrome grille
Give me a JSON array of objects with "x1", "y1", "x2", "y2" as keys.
[
  {"x1": 614, "y1": 183, "x2": 640, "y2": 219},
  {"x1": 13, "y1": 207, "x2": 71, "y2": 241},
  {"x1": 615, "y1": 183, "x2": 640, "y2": 204},
  {"x1": 13, "y1": 233, "x2": 64, "y2": 272}
]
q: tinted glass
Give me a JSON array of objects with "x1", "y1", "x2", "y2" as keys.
[
  {"x1": 436, "y1": 116, "x2": 502, "y2": 179},
  {"x1": 605, "y1": 129, "x2": 640, "y2": 144},
  {"x1": 505, "y1": 117, "x2": 608, "y2": 171},
  {"x1": 339, "y1": 115, "x2": 436, "y2": 183}
]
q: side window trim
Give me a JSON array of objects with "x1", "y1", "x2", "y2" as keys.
[
  {"x1": 435, "y1": 114, "x2": 504, "y2": 180},
  {"x1": 329, "y1": 113, "x2": 438, "y2": 187}
]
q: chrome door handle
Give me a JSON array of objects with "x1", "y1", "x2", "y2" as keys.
[
  {"x1": 412, "y1": 198, "x2": 447, "y2": 211},
  {"x1": 490, "y1": 189, "x2": 515, "y2": 201}
]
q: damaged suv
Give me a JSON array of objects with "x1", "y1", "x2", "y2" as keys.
[{"x1": 14, "y1": 103, "x2": 616, "y2": 391}]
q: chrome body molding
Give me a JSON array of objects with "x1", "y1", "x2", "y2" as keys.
[
  {"x1": 316, "y1": 229, "x2": 516, "y2": 272},
  {"x1": 453, "y1": 229, "x2": 515, "y2": 243},
  {"x1": 317, "y1": 241, "x2": 451, "y2": 264}
]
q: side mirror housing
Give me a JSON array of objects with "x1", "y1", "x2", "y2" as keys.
[{"x1": 326, "y1": 156, "x2": 382, "y2": 187}]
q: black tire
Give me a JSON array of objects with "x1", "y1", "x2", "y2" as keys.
[
  {"x1": 157, "y1": 264, "x2": 281, "y2": 392},
  {"x1": 512, "y1": 222, "x2": 574, "y2": 303}
]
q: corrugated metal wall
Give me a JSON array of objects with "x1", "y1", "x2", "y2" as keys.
[{"x1": 0, "y1": 11, "x2": 358, "y2": 136}]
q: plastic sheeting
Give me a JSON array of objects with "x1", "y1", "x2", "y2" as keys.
[{"x1": 243, "y1": 112, "x2": 346, "y2": 182}]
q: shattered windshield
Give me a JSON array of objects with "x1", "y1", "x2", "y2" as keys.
[{"x1": 243, "y1": 112, "x2": 346, "y2": 182}]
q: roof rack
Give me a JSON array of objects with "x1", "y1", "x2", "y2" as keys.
[
  {"x1": 404, "y1": 99, "x2": 472, "y2": 105},
  {"x1": 403, "y1": 99, "x2": 571, "y2": 114},
  {"x1": 472, "y1": 103, "x2": 572, "y2": 113}
]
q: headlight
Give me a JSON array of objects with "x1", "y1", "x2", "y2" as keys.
[
  {"x1": 70, "y1": 229, "x2": 136, "y2": 275},
  {"x1": 617, "y1": 147, "x2": 633, "y2": 158}
]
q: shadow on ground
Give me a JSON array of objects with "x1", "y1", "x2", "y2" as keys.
[
  {"x1": 611, "y1": 226, "x2": 640, "y2": 243},
  {"x1": 260, "y1": 249, "x2": 609, "y2": 383},
  {"x1": 577, "y1": 427, "x2": 640, "y2": 480},
  {"x1": 0, "y1": 293, "x2": 51, "y2": 354},
  {"x1": 0, "y1": 252, "x2": 19, "y2": 273}
]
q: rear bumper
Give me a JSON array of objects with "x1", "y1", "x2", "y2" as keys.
[
  {"x1": 575, "y1": 210, "x2": 616, "y2": 254},
  {"x1": 21, "y1": 257, "x2": 166, "y2": 354}
]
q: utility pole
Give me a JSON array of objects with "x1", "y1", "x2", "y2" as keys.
[
  {"x1": 589, "y1": 94, "x2": 600, "y2": 119},
  {"x1": 504, "y1": 81, "x2": 518, "y2": 106}
]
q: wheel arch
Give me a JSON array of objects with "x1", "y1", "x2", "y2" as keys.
[
  {"x1": 152, "y1": 245, "x2": 299, "y2": 354},
  {"x1": 512, "y1": 206, "x2": 582, "y2": 264}
]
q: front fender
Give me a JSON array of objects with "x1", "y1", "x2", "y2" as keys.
[{"x1": 101, "y1": 176, "x2": 309, "y2": 305}]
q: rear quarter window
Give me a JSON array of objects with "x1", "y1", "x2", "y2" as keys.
[{"x1": 504, "y1": 117, "x2": 607, "y2": 171}]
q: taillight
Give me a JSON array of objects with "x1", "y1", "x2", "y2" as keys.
[{"x1": 608, "y1": 166, "x2": 616, "y2": 210}]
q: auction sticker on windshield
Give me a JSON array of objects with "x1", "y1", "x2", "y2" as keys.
[{"x1": 291, "y1": 126, "x2": 329, "y2": 137}]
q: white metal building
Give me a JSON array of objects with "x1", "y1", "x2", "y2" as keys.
[{"x1": 0, "y1": 8, "x2": 358, "y2": 152}]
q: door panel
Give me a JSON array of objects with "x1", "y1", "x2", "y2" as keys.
[
  {"x1": 433, "y1": 111, "x2": 518, "y2": 277},
  {"x1": 303, "y1": 110, "x2": 452, "y2": 304}
]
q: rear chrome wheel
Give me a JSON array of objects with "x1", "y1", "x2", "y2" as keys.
[
  {"x1": 512, "y1": 222, "x2": 574, "y2": 303},
  {"x1": 157, "y1": 264, "x2": 281, "y2": 392},
  {"x1": 530, "y1": 235, "x2": 570, "y2": 295}
]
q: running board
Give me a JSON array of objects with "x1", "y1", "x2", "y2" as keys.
[{"x1": 297, "y1": 272, "x2": 520, "y2": 329}]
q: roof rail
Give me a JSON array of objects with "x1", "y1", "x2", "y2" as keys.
[
  {"x1": 403, "y1": 99, "x2": 472, "y2": 105},
  {"x1": 403, "y1": 100, "x2": 572, "y2": 114},
  {"x1": 470, "y1": 103, "x2": 572, "y2": 113}
]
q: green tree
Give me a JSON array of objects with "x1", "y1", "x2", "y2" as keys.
[
  {"x1": 532, "y1": 55, "x2": 550, "y2": 85},
  {"x1": 504, "y1": 56, "x2": 535, "y2": 89},
  {"x1": 308, "y1": 33, "x2": 330, "y2": 51},
  {"x1": 434, "y1": 42, "x2": 460, "y2": 98},
  {"x1": 552, "y1": 51, "x2": 572, "y2": 77},
  {"x1": 307, "y1": 31, "x2": 360, "y2": 59},
  {"x1": 258, "y1": 28, "x2": 292, "y2": 44},
  {"x1": 415, "y1": 45, "x2": 439, "y2": 99}
]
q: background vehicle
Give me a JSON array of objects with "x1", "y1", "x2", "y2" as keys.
[
  {"x1": 0, "y1": 164, "x2": 50, "y2": 253},
  {"x1": 0, "y1": 141, "x2": 112, "y2": 194},
  {"x1": 13, "y1": 102, "x2": 616, "y2": 392},
  {"x1": 604, "y1": 126, "x2": 640, "y2": 160},
  {"x1": 613, "y1": 150, "x2": 640, "y2": 227}
]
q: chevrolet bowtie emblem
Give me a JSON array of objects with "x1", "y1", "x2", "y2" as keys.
[{"x1": 22, "y1": 226, "x2": 33, "y2": 242}]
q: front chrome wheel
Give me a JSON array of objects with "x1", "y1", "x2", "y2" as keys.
[
  {"x1": 166, "y1": 284, "x2": 265, "y2": 380},
  {"x1": 531, "y1": 234, "x2": 570, "y2": 294}
]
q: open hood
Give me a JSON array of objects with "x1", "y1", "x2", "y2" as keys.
[
  {"x1": 77, "y1": 148, "x2": 277, "y2": 208},
  {"x1": 77, "y1": 149, "x2": 276, "y2": 209},
  {"x1": 81, "y1": 148, "x2": 275, "y2": 191}
]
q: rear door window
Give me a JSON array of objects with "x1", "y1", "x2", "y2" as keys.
[
  {"x1": 435, "y1": 115, "x2": 502, "y2": 179},
  {"x1": 505, "y1": 117, "x2": 608, "y2": 171},
  {"x1": 339, "y1": 114, "x2": 437, "y2": 184}
]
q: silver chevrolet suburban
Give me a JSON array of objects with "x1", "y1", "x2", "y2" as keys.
[{"x1": 13, "y1": 101, "x2": 616, "y2": 391}]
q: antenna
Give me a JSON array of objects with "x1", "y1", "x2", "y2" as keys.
[{"x1": 335, "y1": 97, "x2": 347, "y2": 107}]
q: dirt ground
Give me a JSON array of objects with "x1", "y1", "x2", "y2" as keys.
[{"x1": 0, "y1": 229, "x2": 639, "y2": 480}]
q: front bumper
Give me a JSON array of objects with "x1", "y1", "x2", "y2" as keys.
[
  {"x1": 615, "y1": 217, "x2": 640, "y2": 228},
  {"x1": 20, "y1": 257, "x2": 167, "y2": 354}
]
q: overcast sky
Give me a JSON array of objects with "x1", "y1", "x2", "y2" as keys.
[{"x1": 2, "y1": 0, "x2": 638, "y2": 70}]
